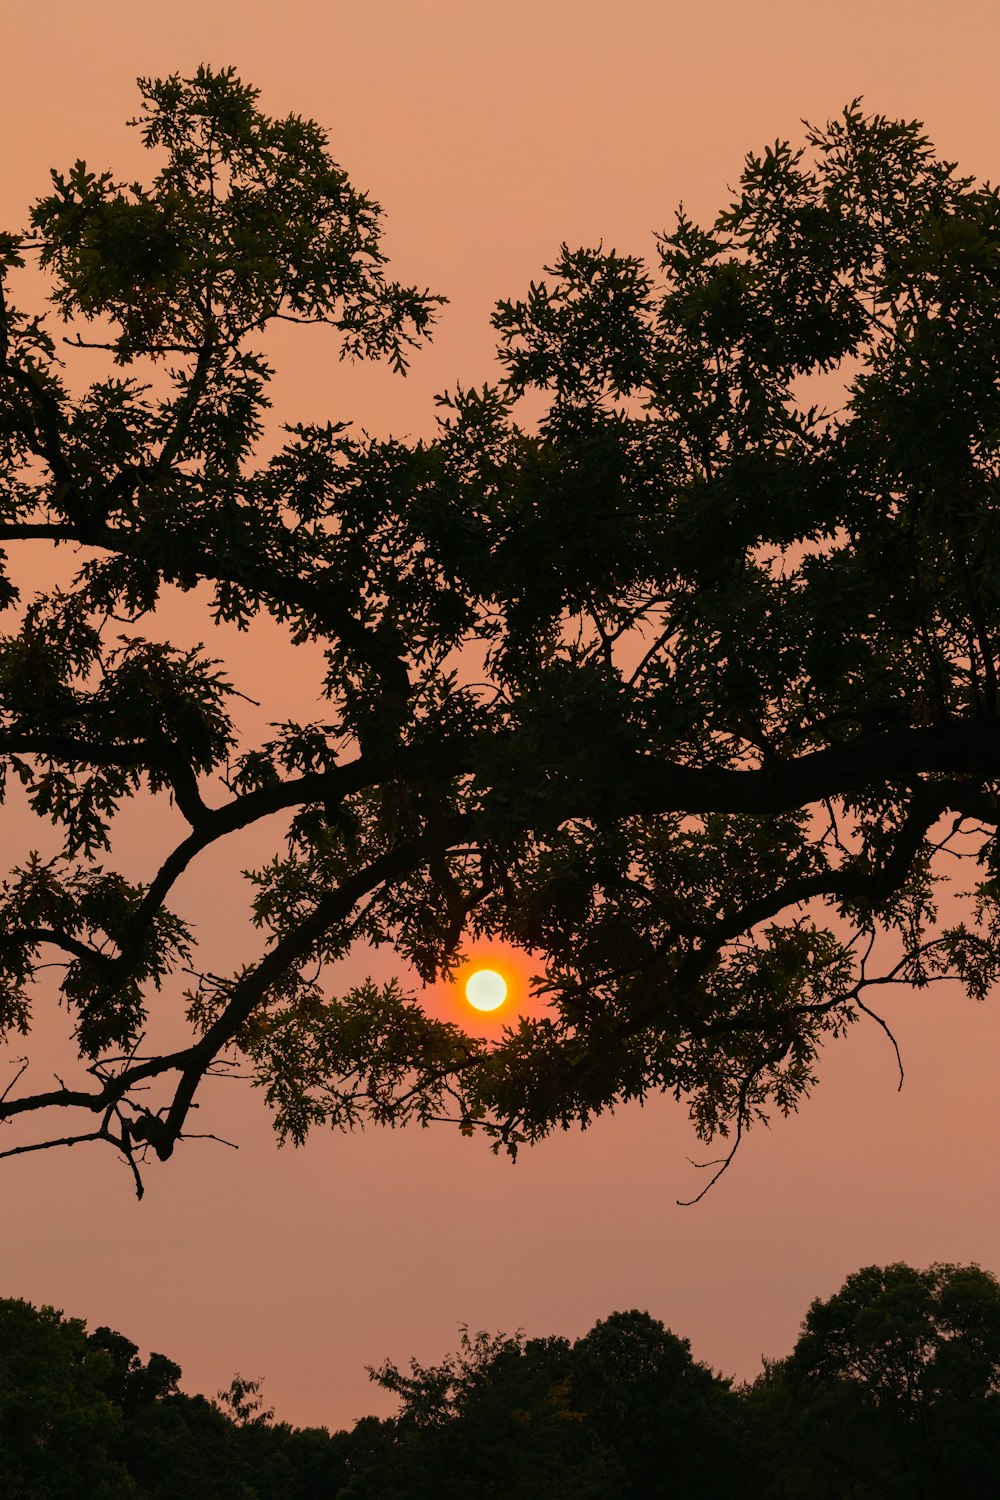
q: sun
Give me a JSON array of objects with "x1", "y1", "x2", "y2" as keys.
[{"x1": 465, "y1": 968, "x2": 508, "y2": 1013}]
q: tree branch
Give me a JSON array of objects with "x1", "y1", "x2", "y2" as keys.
[{"x1": 0, "y1": 816, "x2": 471, "y2": 1165}]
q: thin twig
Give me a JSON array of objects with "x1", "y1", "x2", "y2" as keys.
[
  {"x1": 854, "y1": 994, "x2": 905, "y2": 1091},
  {"x1": 0, "y1": 1130, "x2": 108, "y2": 1161},
  {"x1": 178, "y1": 1131, "x2": 239, "y2": 1149},
  {"x1": 0, "y1": 1057, "x2": 29, "y2": 1105},
  {"x1": 677, "y1": 1124, "x2": 746, "y2": 1207}
]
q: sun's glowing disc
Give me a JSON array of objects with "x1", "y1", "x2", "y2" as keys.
[{"x1": 465, "y1": 968, "x2": 507, "y2": 1012}]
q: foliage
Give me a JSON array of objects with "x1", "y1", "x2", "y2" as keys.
[
  {"x1": 570, "y1": 1311, "x2": 747, "y2": 1496},
  {"x1": 3, "y1": 1265, "x2": 1000, "y2": 1497},
  {"x1": 3, "y1": 70, "x2": 1000, "y2": 1187},
  {"x1": 747, "y1": 1262, "x2": 1000, "y2": 1498},
  {"x1": 0, "y1": 1295, "x2": 744, "y2": 1499},
  {"x1": 0, "y1": 1297, "x2": 352, "y2": 1499},
  {"x1": 345, "y1": 1312, "x2": 748, "y2": 1498},
  {"x1": 351, "y1": 1328, "x2": 622, "y2": 1498},
  {"x1": 0, "y1": 1299, "x2": 135, "y2": 1498}
]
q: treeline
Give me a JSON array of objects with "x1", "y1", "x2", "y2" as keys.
[{"x1": 3, "y1": 1261, "x2": 1000, "y2": 1497}]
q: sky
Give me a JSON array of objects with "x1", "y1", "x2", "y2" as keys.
[{"x1": 2, "y1": 0, "x2": 1000, "y2": 1431}]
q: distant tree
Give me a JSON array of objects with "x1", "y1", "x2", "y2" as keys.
[
  {"x1": 4, "y1": 69, "x2": 1000, "y2": 1189},
  {"x1": 747, "y1": 1262, "x2": 1000, "y2": 1498},
  {"x1": 217, "y1": 1372, "x2": 274, "y2": 1429},
  {"x1": 0, "y1": 1299, "x2": 134, "y2": 1498},
  {"x1": 571, "y1": 1310, "x2": 749, "y2": 1496},
  {"x1": 85, "y1": 1324, "x2": 182, "y2": 1416},
  {"x1": 115, "y1": 1388, "x2": 248, "y2": 1500},
  {"x1": 352, "y1": 1313, "x2": 749, "y2": 1498},
  {"x1": 353, "y1": 1327, "x2": 621, "y2": 1499},
  {"x1": 0, "y1": 1295, "x2": 349, "y2": 1499}
]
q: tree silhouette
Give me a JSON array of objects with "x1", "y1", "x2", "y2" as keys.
[
  {"x1": 0, "y1": 1300, "x2": 134, "y2": 1498},
  {"x1": 748, "y1": 1262, "x2": 1000, "y2": 1497},
  {"x1": 3, "y1": 69, "x2": 1000, "y2": 1189},
  {"x1": 1, "y1": 1270, "x2": 997, "y2": 1496},
  {"x1": 570, "y1": 1311, "x2": 747, "y2": 1496},
  {"x1": 0, "y1": 1296, "x2": 348, "y2": 1498},
  {"x1": 357, "y1": 1317, "x2": 744, "y2": 1498},
  {"x1": 356, "y1": 1328, "x2": 621, "y2": 1498}
]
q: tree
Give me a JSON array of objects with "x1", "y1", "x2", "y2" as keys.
[
  {"x1": 352, "y1": 1311, "x2": 748, "y2": 1498},
  {"x1": 747, "y1": 1262, "x2": 1000, "y2": 1498},
  {"x1": 0, "y1": 1296, "x2": 350, "y2": 1499},
  {"x1": 0, "y1": 1299, "x2": 136, "y2": 1498},
  {"x1": 3, "y1": 71, "x2": 1000, "y2": 1191},
  {"x1": 570, "y1": 1311, "x2": 749, "y2": 1496},
  {"x1": 353, "y1": 1328, "x2": 621, "y2": 1498}
]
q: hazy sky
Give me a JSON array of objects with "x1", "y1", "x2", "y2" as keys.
[{"x1": 3, "y1": 0, "x2": 1000, "y2": 1431}]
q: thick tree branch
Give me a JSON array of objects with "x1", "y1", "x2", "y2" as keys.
[{"x1": 622, "y1": 723, "x2": 1000, "y2": 819}]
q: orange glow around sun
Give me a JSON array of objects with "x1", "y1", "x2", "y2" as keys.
[{"x1": 447, "y1": 944, "x2": 533, "y2": 1024}]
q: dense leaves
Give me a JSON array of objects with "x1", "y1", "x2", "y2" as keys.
[
  {"x1": 0, "y1": 1300, "x2": 134, "y2": 1498},
  {"x1": 2, "y1": 71, "x2": 1000, "y2": 1187},
  {"x1": 3, "y1": 1262, "x2": 999, "y2": 1497},
  {"x1": 0, "y1": 1298, "x2": 347, "y2": 1499},
  {"x1": 748, "y1": 1262, "x2": 1000, "y2": 1498}
]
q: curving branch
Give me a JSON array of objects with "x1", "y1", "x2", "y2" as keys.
[{"x1": 0, "y1": 816, "x2": 472, "y2": 1186}]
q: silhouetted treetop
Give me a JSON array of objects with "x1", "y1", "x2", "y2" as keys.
[
  {"x1": 3, "y1": 1265, "x2": 999, "y2": 1496},
  {"x1": 2, "y1": 71, "x2": 1000, "y2": 1191},
  {"x1": 750, "y1": 1262, "x2": 1000, "y2": 1497}
]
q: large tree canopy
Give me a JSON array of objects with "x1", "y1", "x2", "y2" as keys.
[{"x1": 2, "y1": 68, "x2": 1000, "y2": 1193}]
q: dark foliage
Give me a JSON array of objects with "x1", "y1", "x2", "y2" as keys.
[
  {"x1": 3, "y1": 69, "x2": 1000, "y2": 1190},
  {"x1": 0, "y1": 1298, "x2": 352, "y2": 1498},
  {"x1": 3, "y1": 1263, "x2": 999, "y2": 1496},
  {"x1": 748, "y1": 1261, "x2": 1000, "y2": 1497}
]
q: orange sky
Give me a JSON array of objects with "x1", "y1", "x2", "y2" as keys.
[{"x1": 3, "y1": 0, "x2": 1000, "y2": 1430}]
